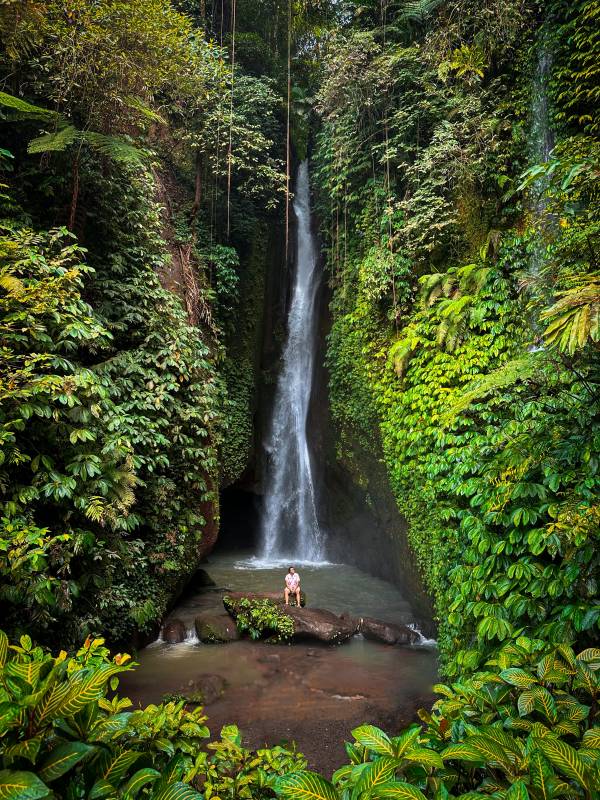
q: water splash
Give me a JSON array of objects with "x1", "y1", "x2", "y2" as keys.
[{"x1": 260, "y1": 161, "x2": 324, "y2": 562}]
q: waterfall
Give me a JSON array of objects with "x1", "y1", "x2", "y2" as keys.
[
  {"x1": 528, "y1": 37, "x2": 555, "y2": 284},
  {"x1": 259, "y1": 160, "x2": 324, "y2": 562}
]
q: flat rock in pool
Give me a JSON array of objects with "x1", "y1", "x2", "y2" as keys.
[
  {"x1": 282, "y1": 606, "x2": 357, "y2": 644},
  {"x1": 359, "y1": 616, "x2": 418, "y2": 645},
  {"x1": 224, "y1": 591, "x2": 306, "y2": 607},
  {"x1": 195, "y1": 612, "x2": 240, "y2": 643},
  {"x1": 162, "y1": 618, "x2": 187, "y2": 644}
]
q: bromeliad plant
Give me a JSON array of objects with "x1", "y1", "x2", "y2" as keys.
[{"x1": 275, "y1": 638, "x2": 600, "y2": 800}]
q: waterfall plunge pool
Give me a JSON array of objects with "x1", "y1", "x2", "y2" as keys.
[{"x1": 119, "y1": 552, "x2": 438, "y2": 776}]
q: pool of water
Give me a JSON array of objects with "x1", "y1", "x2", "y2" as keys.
[{"x1": 119, "y1": 552, "x2": 437, "y2": 775}]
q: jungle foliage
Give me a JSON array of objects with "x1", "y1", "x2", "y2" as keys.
[
  {"x1": 313, "y1": 0, "x2": 599, "y2": 680},
  {"x1": 0, "y1": 0, "x2": 292, "y2": 643}
]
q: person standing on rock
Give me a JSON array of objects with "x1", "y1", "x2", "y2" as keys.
[{"x1": 284, "y1": 566, "x2": 301, "y2": 606}]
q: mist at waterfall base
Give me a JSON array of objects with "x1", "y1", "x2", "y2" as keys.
[{"x1": 259, "y1": 160, "x2": 324, "y2": 564}]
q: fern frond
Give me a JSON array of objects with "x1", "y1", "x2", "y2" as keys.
[
  {"x1": 0, "y1": 272, "x2": 25, "y2": 296},
  {"x1": 541, "y1": 274, "x2": 600, "y2": 353},
  {"x1": 0, "y1": 90, "x2": 55, "y2": 117},
  {"x1": 27, "y1": 125, "x2": 79, "y2": 154},
  {"x1": 124, "y1": 96, "x2": 167, "y2": 125},
  {"x1": 443, "y1": 353, "x2": 545, "y2": 422},
  {"x1": 397, "y1": 0, "x2": 443, "y2": 24},
  {"x1": 82, "y1": 132, "x2": 146, "y2": 165}
]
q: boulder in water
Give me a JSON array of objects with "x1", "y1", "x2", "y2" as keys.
[
  {"x1": 185, "y1": 673, "x2": 227, "y2": 704},
  {"x1": 195, "y1": 612, "x2": 240, "y2": 643},
  {"x1": 282, "y1": 606, "x2": 356, "y2": 644},
  {"x1": 359, "y1": 617, "x2": 419, "y2": 645},
  {"x1": 223, "y1": 591, "x2": 306, "y2": 609},
  {"x1": 162, "y1": 618, "x2": 187, "y2": 644}
]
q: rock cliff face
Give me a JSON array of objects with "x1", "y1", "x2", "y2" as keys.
[{"x1": 217, "y1": 182, "x2": 434, "y2": 635}]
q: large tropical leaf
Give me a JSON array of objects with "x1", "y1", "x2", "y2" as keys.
[
  {"x1": 0, "y1": 771, "x2": 50, "y2": 800},
  {"x1": 0, "y1": 91, "x2": 55, "y2": 117},
  {"x1": 123, "y1": 768, "x2": 161, "y2": 798},
  {"x1": 356, "y1": 758, "x2": 398, "y2": 793},
  {"x1": 275, "y1": 771, "x2": 339, "y2": 800},
  {"x1": 28, "y1": 126, "x2": 79, "y2": 155},
  {"x1": 39, "y1": 742, "x2": 95, "y2": 782},
  {"x1": 534, "y1": 737, "x2": 589, "y2": 787},
  {"x1": 151, "y1": 783, "x2": 203, "y2": 800},
  {"x1": 352, "y1": 724, "x2": 396, "y2": 755},
  {"x1": 371, "y1": 781, "x2": 428, "y2": 800}
]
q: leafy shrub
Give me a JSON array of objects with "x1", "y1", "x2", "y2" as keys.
[
  {"x1": 0, "y1": 630, "x2": 209, "y2": 799},
  {"x1": 223, "y1": 597, "x2": 295, "y2": 641}
]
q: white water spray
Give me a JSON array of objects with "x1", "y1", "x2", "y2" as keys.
[{"x1": 260, "y1": 161, "x2": 323, "y2": 562}]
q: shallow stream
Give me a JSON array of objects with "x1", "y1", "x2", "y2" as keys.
[{"x1": 120, "y1": 552, "x2": 438, "y2": 775}]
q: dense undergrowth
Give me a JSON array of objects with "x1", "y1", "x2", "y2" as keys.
[{"x1": 0, "y1": 0, "x2": 294, "y2": 644}]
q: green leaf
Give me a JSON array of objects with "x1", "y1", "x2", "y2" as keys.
[
  {"x1": 39, "y1": 742, "x2": 95, "y2": 782},
  {"x1": 0, "y1": 91, "x2": 55, "y2": 117},
  {"x1": 352, "y1": 724, "x2": 396, "y2": 755},
  {"x1": 529, "y1": 750, "x2": 554, "y2": 800},
  {"x1": 391, "y1": 727, "x2": 421, "y2": 757},
  {"x1": 89, "y1": 779, "x2": 117, "y2": 799},
  {"x1": 440, "y1": 744, "x2": 484, "y2": 762},
  {"x1": 275, "y1": 771, "x2": 339, "y2": 800},
  {"x1": 371, "y1": 781, "x2": 428, "y2": 800},
  {"x1": 151, "y1": 783, "x2": 203, "y2": 800},
  {"x1": 28, "y1": 126, "x2": 79, "y2": 155},
  {"x1": 0, "y1": 631, "x2": 8, "y2": 667},
  {"x1": 403, "y1": 748, "x2": 444, "y2": 769},
  {"x1": 535, "y1": 737, "x2": 589, "y2": 787},
  {"x1": 356, "y1": 758, "x2": 398, "y2": 793},
  {"x1": 518, "y1": 690, "x2": 536, "y2": 716},
  {"x1": 505, "y1": 781, "x2": 529, "y2": 800},
  {"x1": 0, "y1": 771, "x2": 50, "y2": 800},
  {"x1": 500, "y1": 668, "x2": 537, "y2": 688},
  {"x1": 582, "y1": 728, "x2": 600, "y2": 750},
  {"x1": 577, "y1": 648, "x2": 600, "y2": 669},
  {"x1": 123, "y1": 768, "x2": 161, "y2": 798}
]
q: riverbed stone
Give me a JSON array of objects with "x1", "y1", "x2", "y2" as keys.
[
  {"x1": 162, "y1": 618, "x2": 187, "y2": 644},
  {"x1": 282, "y1": 606, "x2": 356, "y2": 644},
  {"x1": 223, "y1": 591, "x2": 306, "y2": 608},
  {"x1": 195, "y1": 612, "x2": 240, "y2": 643},
  {"x1": 185, "y1": 673, "x2": 227, "y2": 704},
  {"x1": 358, "y1": 617, "x2": 419, "y2": 645}
]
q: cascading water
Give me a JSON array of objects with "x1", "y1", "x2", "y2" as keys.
[
  {"x1": 528, "y1": 39, "x2": 555, "y2": 281},
  {"x1": 260, "y1": 160, "x2": 324, "y2": 562}
]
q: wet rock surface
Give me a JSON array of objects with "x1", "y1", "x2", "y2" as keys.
[
  {"x1": 282, "y1": 606, "x2": 357, "y2": 644},
  {"x1": 358, "y1": 617, "x2": 419, "y2": 645},
  {"x1": 195, "y1": 611, "x2": 240, "y2": 643},
  {"x1": 162, "y1": 619, "x2": 187, "y2": 644},
  {"x1": 185, "y1": 673, "x2": 227, "y2": 704}
]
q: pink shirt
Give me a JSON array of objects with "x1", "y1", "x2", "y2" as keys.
[{"x1": 285, "y1": 572, "x2": 300, "y2": 590}]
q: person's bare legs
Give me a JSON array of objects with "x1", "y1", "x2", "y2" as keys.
[
  {"x1": 284, "y1": 587, "x2": 290, "y2": 605},
  {"x1": 295, "y1": 588, "x2": 301, "y2": 607}
]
